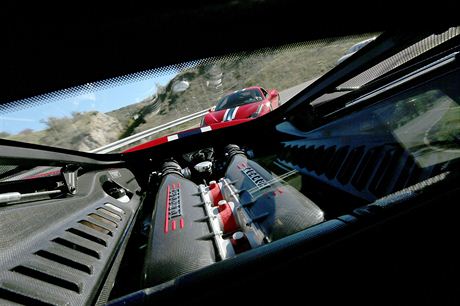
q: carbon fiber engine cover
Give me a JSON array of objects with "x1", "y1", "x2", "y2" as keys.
[
  {"x1": 225, "y1": 152, "x2": 324, "y2": 241},
  {"x1": 143, "y1": 172, "x2": 216, "y2": 286}
]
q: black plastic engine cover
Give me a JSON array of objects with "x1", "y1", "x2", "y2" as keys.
[
  {"x1": 143, "y1": 173, "x2": 215, "y2": 286},
  {"x1": 225, "y1": 153, "x2": 324, "y2": 241}
]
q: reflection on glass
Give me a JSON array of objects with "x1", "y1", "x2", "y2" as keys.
[{"x1": 373, "y1": 72, "x2": 460, "y2": 168}]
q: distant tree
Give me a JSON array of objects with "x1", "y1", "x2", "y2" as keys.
[
  {"x1": 0, "y1": 131, "x2": 10, "y2": 138},
  {"x1": 155, "y1": 82, "x2": 164, "y2": 92},
  {"x1": 71, "y1": 111, "x2": 83, "y2": 120},
  {"x1": 40, "y1": 116, "x2": 72, "y2": 132},
  {"x1": 18, "y1": 128, "x2": 34, "y2": 135}
]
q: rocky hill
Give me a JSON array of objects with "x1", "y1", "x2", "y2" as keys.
[
  {"x1": 7, "y1": 111, "x2": 123, "y2": 152},
  {"x1": 132, "y1": 35, "x2": 372, "y2": 134}
]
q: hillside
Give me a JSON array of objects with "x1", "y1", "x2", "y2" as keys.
[
  {"x1": 7, "y1": 111, "x2": 123, "y2": 152},
  {"x1": 5, "y1": 97, "x2": 157, "y2": 152},
  {"x1": 132, "y1": 35, "x2": 373, "y2": 134},
  {"x1": 106, "y1": 98, "x2": 154, "y2": 128}
]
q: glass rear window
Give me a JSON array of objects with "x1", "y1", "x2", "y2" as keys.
[{"x1": 1, "y1": 34, "x2": 379, "y2": 153}]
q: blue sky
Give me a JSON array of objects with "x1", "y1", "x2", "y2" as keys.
[{"x1": 0, "y1": 70, "x2": 177, "y2": 134}]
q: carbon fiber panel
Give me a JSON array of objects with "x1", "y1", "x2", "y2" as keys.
[{"x1": 0, "y1": 168, "x2": 141, "y2": 306}]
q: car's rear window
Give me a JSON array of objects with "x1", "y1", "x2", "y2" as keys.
[{"x1": 0, "y1": 34, "x2": 378, "y2": 153}]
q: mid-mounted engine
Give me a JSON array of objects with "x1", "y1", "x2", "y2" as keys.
[{"x1": 143, "y1": 145, "x2": 324, "y2": 286}]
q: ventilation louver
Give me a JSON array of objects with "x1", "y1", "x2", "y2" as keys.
[{"x1": 1, "y1": 203, "x2": 125, "y2": 305}]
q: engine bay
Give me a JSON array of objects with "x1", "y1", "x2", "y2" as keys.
[{"x1": 142, "y1": 144, "x2": 324, "y2": 286}]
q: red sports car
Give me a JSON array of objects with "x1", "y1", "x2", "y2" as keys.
[{"x1": 201, "y1": 86, "x2": 280, "y2": 126}]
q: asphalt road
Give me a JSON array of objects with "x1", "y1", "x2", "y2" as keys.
[
  {"x1": 393, "y1": 99, "x2": 460, "y2": 166},
  {"x1": 279, "y1": 79, "x2": 317, "y2": 105}
]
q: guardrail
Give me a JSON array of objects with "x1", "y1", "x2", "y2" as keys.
[{"x1": 90, "y1": 108, "x2": 209, "y2": 154}]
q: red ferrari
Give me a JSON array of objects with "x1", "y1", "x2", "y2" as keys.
[{"x1": 201, "y1": 86, "x2": 280, "y2": 126}]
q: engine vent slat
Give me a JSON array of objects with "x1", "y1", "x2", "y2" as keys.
[
  {"x1": 375, "y1": 148, "x2": 404, "y2": 196},
  {"x1": 97, "y1": 207, "x2": 122, "y2": 221},
  {"x1": 35, "y1": 250, "x2": 92, "y2": 274},
  {"x1": 295, "y1": 146, "x2": 306, "y2": 169},
  {"x1": 11, "y1": 265, "x2": 81, "y2": 293},
  {"x1": 66, "y1": 227, "x2": 108, "y2": 246},
  {"x1": 52, "y1": 237, "x2": 100, "y2": 259},
  {"x1": 337, "y1": 146, "x2": 365, "y2": 185},
  {"x1": 289, "y1": 145, "x2": 299, "y2": 168},
  {"x1": 325, "y1": 146, "x2": 350, "y2": 179},
  {"x1": 0, "y1": 288, "x2": 53, "y2": 306},
  {"x1": 392, "y1": 155, "x2": 416, "y2": 192},
  {"x1": 279, "y1": 144, "x2": 291, "y2": 161},
  {"x1": 104, "y1": 203, "x2": 125, "y2": 214},
  {"x1": 319, "y1": 146, "x2": 337, "y2": 175},
  {"x1": 88, "y1": 213, "x2": 118, "y2": 228},
  {"x1": 0, "y1": 272, "x2": 70, "y2": 306},
  {"x1": 284, "y1": 145, "x2": 294, "y2": 163},
  {"x1": 312, "y1": 145, "x2": 326, "y2": 175},
  {"x1": 350, "y1": 147, "x2": 381, "y2": 190},
  {"x1": 304, "y1": 146, "x2": 316, "y2": 171},
  {"x1": 368, "y1": 148, "x2": 395, "y2": 195},
  {"x1": 278, "y1": 141, "x2": 424, "y2": 201},
  {"x1": 79, "y1": 220, "x2": 113, "y2": 236},
  {"x1": 369, "y1": 148, "x2": 401, "y2": 197}
]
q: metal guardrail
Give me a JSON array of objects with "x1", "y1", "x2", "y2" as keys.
[{"x1": 90, "y1": 109, "x2": 209, "y2": 153}]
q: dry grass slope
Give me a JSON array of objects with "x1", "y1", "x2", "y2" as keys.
[{"x1": 133, "y1": 35, "x2": 372, "y2": 134}]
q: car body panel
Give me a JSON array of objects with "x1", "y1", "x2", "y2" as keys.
[{"x1": 124, "y1": 118, "x2": 252, "y2": 153}]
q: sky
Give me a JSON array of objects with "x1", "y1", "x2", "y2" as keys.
[{"x1": 0, "y1": 70, "x2": 177, "y2": 134}]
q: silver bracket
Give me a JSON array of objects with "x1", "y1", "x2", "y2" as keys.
[{"x1": 62, "y1": 165, "x2": 81, "y2": 195}]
